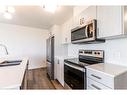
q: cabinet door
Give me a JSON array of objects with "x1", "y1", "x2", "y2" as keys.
[
  {"x1": 56, "y1": 59, "x2": 61, "y2": 82},
  {"x1": 61, "y1": 23, "x2": 68, "y2": 44},
  {"x1": 21, "y1": 62, "x2": 28, "y2": 89},
  {"x1": 54, "y1": 57, "x2": 58, "y2": 79},
  {"x1": 72, "y1": 6, "x2": 97, "y2": 29},
  {"x1": 80, "y1": 6, "x2": 97, "y2": 24},
  {"x1": 72, "y1": 15, "x2": 80, "y2": 28},
  {"x1": 59, "y1": 59, "x2": 64, "y2": 86},
  {"x1": 66, "y1": 18, "x2": 72, "y2": 44},
  {"x1": 97, "y1": 6, "x2": 122, "y2": 38},
  {"x1": 62, "y1": 18, "x2": 72, "y2": 44},
  {"x1": 56, "y1": 58, "x2": 64, "y2": 86}
]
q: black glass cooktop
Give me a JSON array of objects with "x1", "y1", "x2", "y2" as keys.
[{"x1": 64, "y1": 58, "x2": 95, "y2": 68}]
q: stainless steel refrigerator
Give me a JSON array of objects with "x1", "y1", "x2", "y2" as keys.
[{"x1": 46, "y1": 36, "x2": 54, "y2": 80}]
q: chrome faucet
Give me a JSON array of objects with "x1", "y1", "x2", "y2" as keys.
[{"x1": 0, "y1": 44, "x2": 8, "y2": 55}]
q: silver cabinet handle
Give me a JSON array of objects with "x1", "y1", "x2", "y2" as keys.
[
  {"x1": 91, "y1": 74, "x2": 101, "y2": 79},
  {"x1": 97, "y1": 28, "x2": 99, "y2": 37},
  {"x1": 91, "y1": 84, "x2": 101, "y2": 90},
  {"x1": 64, "y1": 62, "x2": 85, "y2": 72},
  {"x1": 65, "y1": 37, "x2": 67, "y2": 42},
  {"x1": 85, "y1": 25, "x2": 88, "y2": 38}
]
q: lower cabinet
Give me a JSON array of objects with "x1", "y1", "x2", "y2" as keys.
[
  {"x1": 20, "y1": 61, "x2": 29, "y2": 89},
  {"x1": 55, "y1": 57, "x2": 64, "y2": 86},
  {"x1": 86, "y1": 68, "x2": 113, "y2": 90},
  {"x1": 86, "y1": 64, "x2": 127, "y2": 90},
  {"x1": 87, "y1": 78, "x2": 111, "y2": 90}
]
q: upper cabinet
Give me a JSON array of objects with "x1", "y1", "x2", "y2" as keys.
[
  {"x1": 72, "y1": 6, "x2": 97, "y2": 28},
  {"x1": 123, "y1": 6, "x2": 127, "y2": 35},
  {"x1": 73, "y1": 6, "x2": 127, "y2": 39},
  {"x1": 61, "y1": 6, "x2": 127, "y2": 44},
  {"x1": 61, "y1": 18, "x2": 72, "y2": 44},
  {"x1": 79, "y1": 6, "x2": 97, "y2": 24},
  {"x1": 97, "y1": 6, "x2": 123, "y2": 39}
]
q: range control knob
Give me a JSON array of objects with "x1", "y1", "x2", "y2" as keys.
[{"x1": 94, "y1": 52, "x2": 100, "y2": 55}]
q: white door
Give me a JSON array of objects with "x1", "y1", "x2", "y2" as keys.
[
  {"x1": 59, "y1": 59, "x2": 64, "y2": 86},
  {"x1": 56, "y1": 59, "x2": 61, "y2": 82},
  {"x1": 97, "y1": 6, "x2": 122, "y2": 38},
  {"x1": 79, "y1": 6, "x2": 97, "y2": 24}
]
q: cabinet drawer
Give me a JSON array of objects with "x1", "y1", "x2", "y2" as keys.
[
  {"x1": 87, "y1": 78, "x2": 111, "y2": 90},
  {"x1": 87, "y1": 68, "x2": 114, "y2": 88}
]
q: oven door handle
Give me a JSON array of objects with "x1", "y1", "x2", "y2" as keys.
[
  {"x1": 64, "y1": 62, "x2": 85, "y2": 72},
  {"x1": 85, "y1": 25, "x2": 88, "y2": 38}
]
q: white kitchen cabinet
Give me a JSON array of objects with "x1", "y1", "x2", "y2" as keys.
[
  {"x1": 72, "y1": 15, "x2": 80, "y2": 29},
  {"x1": 86, "y1": 63, "x2": 127, "y2": 89},
  {"x1": 50, "y1": 25, "x2": 65, "y2": 57},
  {"x1": 87, "y1": 78, "x2": 111, "y2": 90},
  {"x1": 0, "y1": 58, "x2": 28, "y2": 89},
  {"x1": 55, "y1": 57, "x2": 64, "y2": 86},
  {"x1": 72, "y1": 6, "x2": 97, "y2": 28},
  {"x1": 54, "y1": 57, "x2": 58, "y2": 79},
  {"x1": 79, "y1": 6, "x2": 97, "y2": 25},
  {"x1": 61, "y1": 18, "x2": 72, "y2": 44},
  {"x1": 56, "y1": 58, "x2": 61, "y2": 83},
  {"x1": 61, "y1": 6, "x2": 97, "y2": 44},
  {"x1": 97, "y1": 6, "x2": 123, "y2": 38}
]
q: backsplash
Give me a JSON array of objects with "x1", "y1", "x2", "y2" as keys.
[{"x1": 68, "y1": 37, "x2": 127, "y2": 67}]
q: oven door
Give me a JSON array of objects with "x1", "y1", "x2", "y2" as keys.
[
  {"x1": 71, "y1": 26, "x2": 88, "y2": 42},
  {"x1": 71, "y1": 20, "x2": 96, "y2": 43},
  {"x1": 64, "y1": 62, "x2": 86, "y2": 89}
]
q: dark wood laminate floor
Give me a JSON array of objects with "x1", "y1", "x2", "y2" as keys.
[{"x1": 27, "y1": 68, "x2": 55, "y2": 89}]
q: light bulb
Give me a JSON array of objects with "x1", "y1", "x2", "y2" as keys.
[
  {"x1": 42, "y1": 0, "x2": 58, "y2": 13},
  {"x1": 4, "y1": 12, "x2": 12, "y2": 19},
  {"x1": 43, "y1": 5, "x2": 57, "y2": 13},
  {"x1": 7, "y1": 6, "x2": 15, "y2": 13},
  {"x1": 43, "y1": 4, "x2": 58, "y2": 13}
]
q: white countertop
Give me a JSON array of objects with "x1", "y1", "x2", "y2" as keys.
[
  {"x1": 0, "y1": 57, "x2": 28, "y2": 89},
  {"x1": 86, "y1": 63, "x2": 127, "y2": 77}
]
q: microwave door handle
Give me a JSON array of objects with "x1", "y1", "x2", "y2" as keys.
[{"x1": 85, "y1": 25, "x2": 88, "y2": 38}]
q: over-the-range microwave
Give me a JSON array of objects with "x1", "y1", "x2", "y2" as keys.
[{"x1": 71, "y1": 19, "x2": 105, "y2": 44}]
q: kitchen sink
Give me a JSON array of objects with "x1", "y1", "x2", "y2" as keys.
[{"x1": 0, "y1": 60, "x2": 22, "y2": 67}]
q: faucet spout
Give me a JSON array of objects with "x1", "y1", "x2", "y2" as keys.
[{"x1": 0, "y1": 44, "x2": 8, "y2": 55}]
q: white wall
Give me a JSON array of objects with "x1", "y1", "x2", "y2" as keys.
[
  {"x1": 0, "y1": 23, "x2": 49, "y2": 69},
  {"x1": 68, "y1": 38, "x2": 127, "y2": 67}
]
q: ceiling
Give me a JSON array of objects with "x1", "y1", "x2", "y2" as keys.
[{"x1": 0, "y1": 6, "x2": 73, "y2": 29}]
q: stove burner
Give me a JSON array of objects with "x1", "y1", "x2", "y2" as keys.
[{"x1": 64, "y1": 50, "x2": 104, "y2": 68}]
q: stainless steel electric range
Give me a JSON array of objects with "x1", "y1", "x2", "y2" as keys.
[{"x1": 64, "y1": 50, "x2": 104, "y2": 89}]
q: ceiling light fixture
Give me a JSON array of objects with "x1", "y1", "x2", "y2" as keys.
[
  {"x1": 0, "y1": 6, "x2": 15, "y2": 19},
  {"x1": 3, "y1": 12, "x2": 12, "y2": 19},
  {"x1": 0, "y1": 6, "x2": 6, "y2": 13},
  {"x1": 42, "y1": 0, "x2": 59, "y2": 13},
  {"x1": 43, "y1": 5, "x2": 58, "y2": 13},
  {"x1": 7, "y1": 6, "x2": 15, "y2": 13}
]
